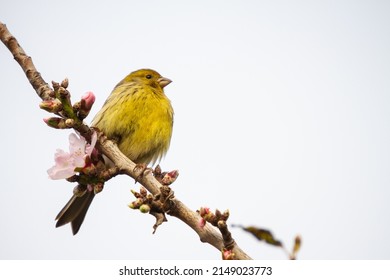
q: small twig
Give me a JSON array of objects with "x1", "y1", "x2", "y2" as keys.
[{"x1": 198, "y1": 207, "x2": 239, "y2": 259}]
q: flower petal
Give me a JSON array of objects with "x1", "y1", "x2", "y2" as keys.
[
  {"x1": 69, "y1": 133, "x2": 86, "y2": 154},
  {"x1": 85, "y1": 131, "x2": 97, "y2": 156},
  {"x1": 47, "y1": 165, "x2": 76, "y2": 180}
]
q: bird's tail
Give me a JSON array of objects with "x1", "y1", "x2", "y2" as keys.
[{"x1": 55, "y1": 191, "x2": 95, "y2": 235}]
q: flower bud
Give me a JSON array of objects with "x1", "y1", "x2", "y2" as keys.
[
  {"x1": 44, "y1": 117, "x2": 68, "y2": 129},
  {"x1": 222, "y1": 249, "x2": 235, "y2": 260},
  {"x1": 52, "y1": 81, "x2": 60, "y2": 91},
  {"x1": 128, "y1": 198, "x2": 143, "y2": 209},
  {"x1": 61, "y1": 78, "x2": 69, "y2": 89},
  {"x1": 94, "y1": 183, "x2": 104, "y2": 194},
  {"x1": 222, "y1": 209, "x2": 230, "y2": 220},
  {"x1": 139, "y1": 204, "x2": 151, "y2": 213},
  {"x1": 161, "y1": 170, "x2": 179, "y2": 185},
  {"x1": 58, "y1": 87, "x2": 68, "y2": 97},
  {"x1": 140, "y1": 187, "x2": 147, "y2": 197},
  {"x1": 199, "y1": 207, "x2": 210, "y2": 217},
  {"x1": 65, "y1": 118, "x2": 75, "y2": 127},
  {"x1": 198, "y1": 218, "x2": 206, "y2": 229},
  {"x1": 72, "y1": 101, "x2": 81, "y2": 112},
  {"x1": 135, "y1": 198, "x2": 143, "y2": 207},
  {"x1": 39, "y1": 99, "x2": 63, "y2": 113},
  {"x1": 81, "y1": 91, "x2": 95, "y2": 110},
  {"x1": 78, "y1": 91, "x2": 96, "y2": 120}
]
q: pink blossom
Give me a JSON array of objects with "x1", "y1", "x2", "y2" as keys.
[{"x1": 47, "y1": 132, "x2": 97, "y2": 180}]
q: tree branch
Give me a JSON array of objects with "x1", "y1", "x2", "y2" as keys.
[
  {"x1": 0, "y1": 21, "x2": 251, "y2": 260},
  {"x1": 0, "y1": 22, "x2": 52, "y2": 100}
]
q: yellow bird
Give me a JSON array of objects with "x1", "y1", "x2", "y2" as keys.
[{"x1": 55, "y1": 69, "x2": 174, "y2": 234}]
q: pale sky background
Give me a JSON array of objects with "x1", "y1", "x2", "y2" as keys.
[{"x1": 1, "y1": 0, "x2": 389, "y2": 260}]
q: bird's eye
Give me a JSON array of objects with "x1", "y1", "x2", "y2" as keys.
[{"x1": 146, "y1": 74, "x2": 152, "y2": 79}]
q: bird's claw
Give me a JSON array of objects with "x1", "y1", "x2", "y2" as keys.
[{"x1": 133, "y1": 163, "x2": 152, "y2": 182}]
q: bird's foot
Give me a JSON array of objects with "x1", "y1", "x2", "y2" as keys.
[{"x1": 133, "y1": 163, "x2": 153, "y2": 182}]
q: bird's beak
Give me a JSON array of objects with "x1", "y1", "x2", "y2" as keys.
[{"x1": 158, "y1": 77, "x2": 172, "y2": 88}]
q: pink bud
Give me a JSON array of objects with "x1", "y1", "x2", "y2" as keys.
[
  {"x1": 199, "y1": 207, "x2": 210, "y2": 217},
  {"x1": 40, "y1": 99, "x2": 62, "y2": 113},
  {"x1": 222, "y1": 249, "x2": 234, "y2": 260},
  {"x1": 81, "y1": 91, "x2": 95, "y2": 110},
  {"x1": 198, "y1": 218, "x2": 206, "y2": 229},
  {"x1": 44, "y1": 117, "x2": 66, "y2": 129},
  {"x1": 161, "y1": 169, "x2": 179, "y2": 185}
]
